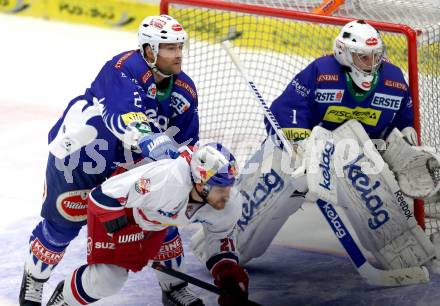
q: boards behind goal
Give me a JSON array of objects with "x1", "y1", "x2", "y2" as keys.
[{"x1": 160, "y1": 0, "x2": 440, "y2": 233}]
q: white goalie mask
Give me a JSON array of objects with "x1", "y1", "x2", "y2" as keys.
[
  {"x1": 138, "y1": 15, "x2": 188, "y2": 77},
  {"x1": 334, "y1": 20, "x2": 385, "y2": 91}
]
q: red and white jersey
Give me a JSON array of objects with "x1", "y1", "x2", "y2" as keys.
[{"x1": 89, "y1": 156, "x2": 242, "y2": 263}]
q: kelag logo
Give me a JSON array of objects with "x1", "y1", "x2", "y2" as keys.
[
  {"x1": 318, "y1": 200, "x2": 346, "y2": 238},
  {"x1": 343, "y1": 154, "x2": 389, "y2": 229},
  {"x1": 319, "y1": 141, "x2": 335, "y2": 191},
  {"x1": 237, "y1": 169, "x2": 284, "y2": 230}
]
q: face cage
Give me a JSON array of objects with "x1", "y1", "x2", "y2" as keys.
[{"x1": 349, "y1": 47, "x2": 384, "y2": 75}]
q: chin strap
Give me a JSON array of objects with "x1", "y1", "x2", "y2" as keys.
[{"x1": 142, "y1": 54, "x2": 173, "y2": 78}]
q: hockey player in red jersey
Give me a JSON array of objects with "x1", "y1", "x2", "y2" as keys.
[{"x1": 46, "y1": 143, "x2": 249, "y2": 306}]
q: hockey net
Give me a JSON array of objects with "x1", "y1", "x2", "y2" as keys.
[{"x1": 160, "y1": 0, "x2": 440, "y2": 233}]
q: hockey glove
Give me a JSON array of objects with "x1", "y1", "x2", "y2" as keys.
[
  {"x1": 212, "y1": 262, "x2": 249, "y2": 306},
  {"x1": 121, "y1": 121, "x2": 153, "y2": 149},
  {"x1": 138, "y1": 133, "x2": 179, "y2": 161},
  {"x1": 111, "y1": 223, "x2": 147, "y2": 272}
]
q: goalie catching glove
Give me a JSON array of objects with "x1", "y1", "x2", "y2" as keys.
[{"x1": 382, "y1": 127, "x2": 440, "y2": 199}]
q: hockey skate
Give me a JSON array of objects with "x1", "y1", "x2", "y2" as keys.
[
  {"x1": 161, "y1": 282, "x2": 205, "y2": 306},
  {"x1": 19, "y1": 269, "x2": 47, "y2": 306},
  {"x1": 46, "y1": 281, "x2": 67, "y2": 306}
]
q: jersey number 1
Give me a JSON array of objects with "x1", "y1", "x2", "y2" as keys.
[{"x1": 292, "y1": 109, "x2": 297, "y2": 125}]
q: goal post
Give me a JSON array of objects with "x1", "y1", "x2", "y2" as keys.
[{"x1": 160, "y1": 0, "x2": 440, "y2": 233}]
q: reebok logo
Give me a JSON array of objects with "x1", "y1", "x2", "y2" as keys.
[{"x1": 394, "y1": 190, "x2": 413, "y2": 220}]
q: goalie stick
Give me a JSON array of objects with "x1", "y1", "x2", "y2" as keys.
[
  {"x1": 150, "y1": 262, "x2": 263, "y2": 306},
  {"x1": 221, "y1": 40, "x2": 429, "y2": 287}
]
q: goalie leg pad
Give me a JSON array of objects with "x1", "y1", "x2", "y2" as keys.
[
  {"x1": 190, "y1": 138, "x2": 307, "y2": 265},
  {"x1": 238, "y1": 185, "x2": 305, "y2": 264},
  {"x1": 376, "y1": 225, "x2": 435, "y2": 269},
  {"x1": 235, "y1": 139, "x2": 306, "y2": 264},
  {"x1": 305, "y1": 120, "x2": 436, "y2": 270},
  {"x1": 331, "y1": 121, "x2": 435, "y2": 269}
]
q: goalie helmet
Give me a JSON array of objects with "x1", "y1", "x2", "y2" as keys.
[
  {"x1": 138, "y1": 15, "x2": 187, "y2": 76},
  {"x1": 334, "y1": 20, "x2": 385, "y2": 91},
  {"x1": 190, "y1": 143, "x2": 238, "y2": 190}
]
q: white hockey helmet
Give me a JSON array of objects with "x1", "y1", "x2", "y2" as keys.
[
  {"x1": 334, "y1": 20, "x2": 385, "y2": 91},
  {"x1": 190, "y1": 143, "x2": 238, "y2": 197},
  {"x1": 138, "y1": 15, "x2": 187, "y2": 75}
]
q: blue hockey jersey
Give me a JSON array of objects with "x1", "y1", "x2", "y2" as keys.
[
  {"x1": 48, "y1": 50, "x2": 199, "y2": 180},
  {"x1": 268, "y1": 55, "x2": 413, "y2": 141}
]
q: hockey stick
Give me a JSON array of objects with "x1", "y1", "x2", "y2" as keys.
[
  {"x1": 150, "y1": 262, "x2": 263, "y2": 306},
  {"x1": 221, "y1": 40, "x2": 430, "y2": 287}
]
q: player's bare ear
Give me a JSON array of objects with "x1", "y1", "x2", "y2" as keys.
[{"x1": 194, "y1": 182, "x2": 203, "y2": 192}]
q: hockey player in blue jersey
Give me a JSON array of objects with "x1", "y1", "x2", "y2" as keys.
[
  {"x1": 269, "y1": 20, "x2": 414, "y2": 143},
  {"x1": 190, "y1": 20, "x2": 440, "y2": 272},
  {"x1": 235, "y1": 19, "x2": 421, "y2": 263},
  {"x1": 20, "y1": 15, "x2": 203, "y2": 306}
]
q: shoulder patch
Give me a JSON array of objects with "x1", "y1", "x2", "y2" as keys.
[
  {"x1": 135, "y1": 178, "x2": 151, "y2": 195},
  {"x1": 384, "y1": 79, "x2": 407, "y2": 91},
  {"x1": 175, "y1": 79, "x2": 197, "y2": 99},
  {"x1": 114, "y1": 51, "x2": 135, "y2": 69},
  {"x1": 317, "y1": 74, "x2": 339, "y2": 82},
  {"x1": 291, "y1": 78, "x2": 311, "y2": 97},
  {"x1": 142, "y1": 70, "x2": 153, "y2": 84}
]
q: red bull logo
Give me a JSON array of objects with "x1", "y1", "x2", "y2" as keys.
[
  {"x1": 135, "y1": 178, "x2": 151, "y2": 195},
  {"x1": 365, "y1": 37, "x2": 378, "y2": 46}
]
